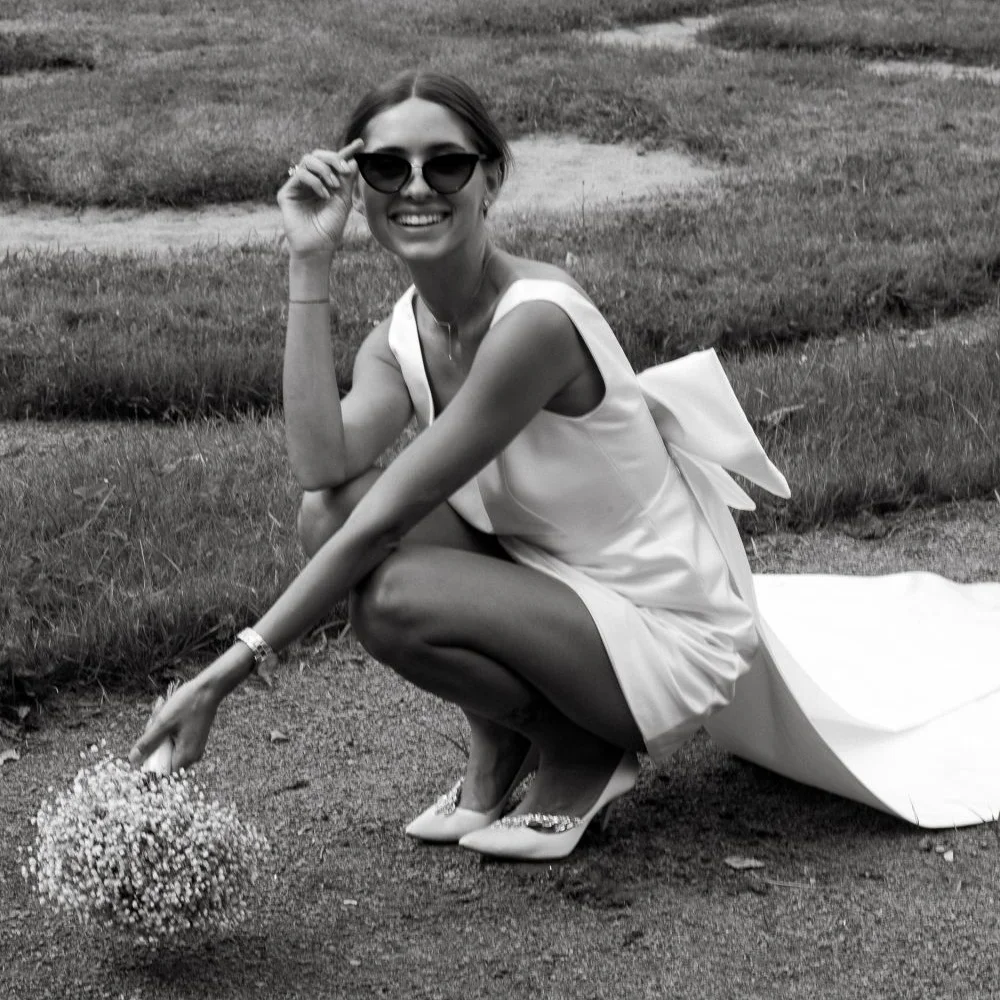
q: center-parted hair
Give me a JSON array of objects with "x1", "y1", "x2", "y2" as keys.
[{"x1": 342, "y1": 71, "x2": 513, "y2": 187}]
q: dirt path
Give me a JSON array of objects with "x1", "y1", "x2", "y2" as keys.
[
  {"x1": 0, "y1": 136, "x2": 716, "y2": 255},
  {"x1": 589, "y1": 13, "x2": 1000, "y2": 85}
]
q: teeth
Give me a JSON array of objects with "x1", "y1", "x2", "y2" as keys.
[{"x1": 394, "y1": 214, "x2": 446, "y2": 227}]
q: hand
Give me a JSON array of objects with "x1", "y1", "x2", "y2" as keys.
[
  {"x1": 277, "y1": 138, "x2": 365, "y2": 257},
  {"x1": 129, "y1": 674, "x2": 222, "y2": 773}
]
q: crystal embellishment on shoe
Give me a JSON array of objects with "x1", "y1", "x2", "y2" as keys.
[
  {"x1": 495, "y1": 812, "x2": 580, "y2": 833},
  {"x1": 458, "y1": 751, "x2": 640, "y2": 861},
  {"x1": 404, "y1": 751, "x2": 538, "y2": 844},
  {"x1": 431, "y1": 780, "x2": 462, "y2": 817}
]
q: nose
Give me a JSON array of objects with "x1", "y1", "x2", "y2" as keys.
[{"x1": 399, "y1": 162, "x2": 434, "y2": 199}]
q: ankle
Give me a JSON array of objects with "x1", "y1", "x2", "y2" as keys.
[{"x1": 459, "y1": 737, "x2": 533, "y2": 811}]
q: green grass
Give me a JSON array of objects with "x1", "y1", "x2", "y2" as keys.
[{"x1": 707, "y1": 0, "x2": 1000, "y2": 65}]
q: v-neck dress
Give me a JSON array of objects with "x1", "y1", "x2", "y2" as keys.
[{"x1": 386, "y1": 279, "x2": 1000, "y2": 829}]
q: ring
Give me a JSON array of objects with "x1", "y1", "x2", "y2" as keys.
[{"x1": 287, "y1": 164, "x2": 298, "y2": 178}]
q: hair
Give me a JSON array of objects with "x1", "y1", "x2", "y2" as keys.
[{"x1": 342, "y1": 71, "x2": 513, "y2": 187}]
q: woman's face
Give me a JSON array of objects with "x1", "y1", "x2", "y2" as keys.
[{"x1": 357, "y1": 97, "x2": 499, "y2": 264}]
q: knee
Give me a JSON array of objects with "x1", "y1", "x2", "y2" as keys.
[
  {"x1": 349, "y1": 550, "x2": 427, "y2": 667},
  {"x1": 296, "y1": 487, "x2": 353, "y2": 557}
]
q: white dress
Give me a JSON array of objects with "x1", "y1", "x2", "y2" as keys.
[{"x1": 387, "y1": 278, "x2": 1000, "y2": 830}]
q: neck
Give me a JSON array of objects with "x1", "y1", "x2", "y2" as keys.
[{"x1": 408, "y1": 234, "x2": 494, "y2": 326}]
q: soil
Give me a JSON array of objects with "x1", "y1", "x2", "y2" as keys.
[
  {"x1": 587, "y1": 16, "x2": 720, "y2": 51},
  {"x1": 590, "y1": 15, "x2": 1000, "y2": 86},
  {"x1": 866, "y1": 60, "x2": 1000, "y2": 85},
  {"x1": 2, "y1": 499, "x2": 1000, "y2": 1000}
]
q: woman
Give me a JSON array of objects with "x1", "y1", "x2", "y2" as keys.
[{"x1": 130, "y1": 71, "x2": 1000, "y2": 856}]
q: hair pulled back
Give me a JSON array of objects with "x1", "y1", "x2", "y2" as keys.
[{"x1": 342, "y1": 71, "x2": 513, "y2": 187}]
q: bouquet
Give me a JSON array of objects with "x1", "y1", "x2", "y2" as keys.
[{"x1": 22, "y1": 723, "x2": 269, "y2": 945}]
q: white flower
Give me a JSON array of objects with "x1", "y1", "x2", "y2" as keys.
[{"x1": 22, "y1": 754, "x2": 269, "y2": 945}]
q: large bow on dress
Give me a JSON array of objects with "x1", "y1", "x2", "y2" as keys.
[{"x1": 639, "y1": 348, "x2": 1000, "y2": 829}]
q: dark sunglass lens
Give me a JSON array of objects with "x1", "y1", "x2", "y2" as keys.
[
  {"x1": 357, "y1": 154, "x2": 410, "y2": 193},
  {"x1": 424, "y1": 153, "x2": 479, "y2": 194}
]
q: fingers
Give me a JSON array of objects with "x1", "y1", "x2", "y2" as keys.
[
  {"x1": 284, "y1": 139, "x2": 364, "y2": 201},
  {"x1": 129, "y1": 718, "x2": 169, "y2": 768}
]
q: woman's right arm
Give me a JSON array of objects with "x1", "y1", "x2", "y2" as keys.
[
  {"x1": 278, "y1": 141, "x2": 412, "y2": 489},
  {"x1": 283, "y1": 259, "x2": 411, "y2": 490}
]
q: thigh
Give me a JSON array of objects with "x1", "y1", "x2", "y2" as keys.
[{"x1": 362, "y1": 546, "x2": 643, "y2": 750}]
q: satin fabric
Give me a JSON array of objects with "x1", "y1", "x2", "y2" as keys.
[{"x1": 388, "y1": 279, "x2": 1000, "y2": 829}]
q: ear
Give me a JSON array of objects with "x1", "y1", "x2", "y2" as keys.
[{"x1": 482, "y1": 159, "x2": 503, "y2": 204}]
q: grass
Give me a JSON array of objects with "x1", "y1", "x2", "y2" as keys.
[
  {"x1": 0, "y1": 418, "x2": 308, "y2": 702},
  {"x1": 1, "y1": 0, "x2": 998, "y2": 702},
  {"x1": 707, "y1": 0, "x2": 1000, "y2": 65},
  {"x1": 3, "y1": 150, "x2": 1000, "y2": 418},
  {"x1": 0, "y1": 31, "x2": 95, "y2": 75},
  {"x1": 1, "y1": 0, "x2": 998, "y2": 208}
]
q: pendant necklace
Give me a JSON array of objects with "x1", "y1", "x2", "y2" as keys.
[{"x1": 423, "y1": 251, "x2": 493, "y2": 362}]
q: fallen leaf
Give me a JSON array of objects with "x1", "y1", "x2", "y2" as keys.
[
  {"x1": 943, "y1": 850, "x2": 955, "y2": 863},
  {"x1": 269, "y1": 729, "x2": 289, "y2": 744},
  {"x1": 725, "y1": 856, "x2": 765, "y2": 871},
  {"x1": 0, "y1": 748, "x2": 19, "y2": 766}
]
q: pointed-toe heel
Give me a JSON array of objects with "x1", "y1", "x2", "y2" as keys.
[
  {"x1": 405, "y1": 750, "x2": 537, "y2": 844},
  {"x1": 458, "y1": 751, "x2": 639, "y2": 862}
]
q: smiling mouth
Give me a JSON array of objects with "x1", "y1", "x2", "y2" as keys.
[{"x1": 391, "y1": 212, "x2": 450, "y2": 228}]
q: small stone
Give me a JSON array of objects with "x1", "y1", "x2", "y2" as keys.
[{"x1": 942, "y1": 850, "x2": 955, "y2": 863}]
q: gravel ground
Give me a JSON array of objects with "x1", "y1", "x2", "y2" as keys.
[{"x1": 2, "y1": 498, "x2": 999, "y2": 1000}]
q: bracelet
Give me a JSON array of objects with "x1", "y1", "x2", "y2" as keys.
[
  {"x1": 288, "y1": 297, "x2": 330, "y2": 304},
  {"x1": 235, "y1": 627, "x2": 277, "y2": 673}
]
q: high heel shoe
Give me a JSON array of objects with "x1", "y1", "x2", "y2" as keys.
[
  {"x1": 405, "y1": 748, "x2": 537, "y2": 844},
  {"x1": 457, "y1": 751, "x2": 639, "y2": 861}
]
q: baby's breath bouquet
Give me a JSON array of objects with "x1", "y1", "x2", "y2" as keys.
[{"x1": 22, "y1": 737, "x2": 269, "y2": 946}]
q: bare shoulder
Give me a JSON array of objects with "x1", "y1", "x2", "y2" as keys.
[
  {"x1": 499, "y1": 254, "x2": 590, "y2": 298},
  {"x1": 354, "y1": 314, "x2": 398, "y2": 369}
]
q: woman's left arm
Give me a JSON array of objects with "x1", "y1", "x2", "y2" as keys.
[
  {"x1": 253, "y1": 299, "x2": 586, "y2": 649},
  {"x1": 130, "y1": 301, "x2": 586, "y2": 769}
]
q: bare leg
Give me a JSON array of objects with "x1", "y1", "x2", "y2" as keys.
[
  {"x1": 351, "y1": 546, "x2": 645, "y2": 820},
  {"x1": 297, "y1": 474, "x2": 531, "y2": 809}
]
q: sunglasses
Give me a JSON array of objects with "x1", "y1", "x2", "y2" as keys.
[{"x1": 354, "y1": 151, "x2": 487, "y2": 195}]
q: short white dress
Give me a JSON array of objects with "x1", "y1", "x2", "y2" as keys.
[{"x1": 387, "y1": 278, "x2": 1000, "y2": 830}]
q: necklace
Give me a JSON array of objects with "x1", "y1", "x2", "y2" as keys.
[{"x1": 421, "y1": 250, "x2": 493, "y2": 362}]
